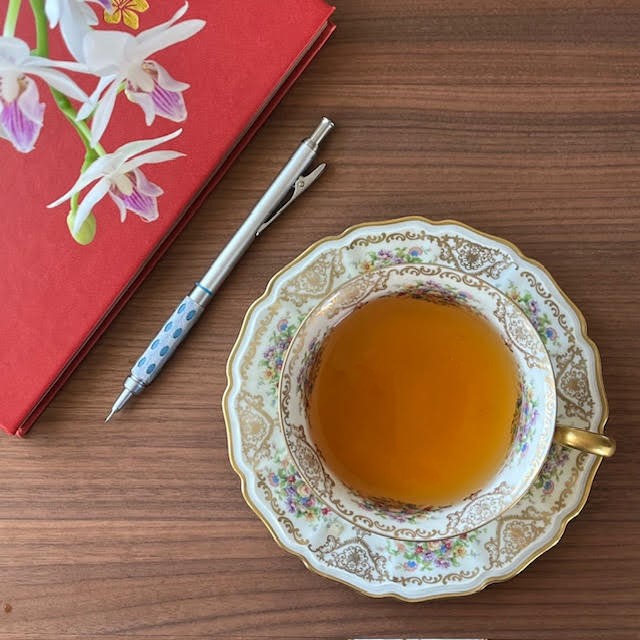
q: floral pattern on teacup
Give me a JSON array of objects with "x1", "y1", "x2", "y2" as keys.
[
  {"x1": 359, "y1": 246, "x2": 427, "y2": 272},
  {"x1": 507, "y1": 284, "x2": 560, "y2": 347},
  {"x1": 532, "y1": 444, "x2": 571, "y2": 496},
  {"x1": 268, "y1": 451, "x2": 332, "y2": 523},
  {"x1": 514, "y1": 382, "x2": 538, "y2": 456},
  {"x1": 386, "y1": 531, "x2": 481, "y2": 572},
  {"x1": 259, "y1": 317, "x2": 299, "y2": 398}
]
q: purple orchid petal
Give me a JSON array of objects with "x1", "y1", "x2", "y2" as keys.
[
  {"x1": 132, "y1": 167, "x2": 163, "y2": 197},
  {"x1": 126, "y1": 61, "x2": 187, "y2": 125},
  {"x1": 0, "y1": 77, "x2": 45, "y2": 153},
  {"x1": 109, "y1": 171, "x2": 160, "y2": 223},
  {"x1": 149, "y1": 81, "x2": 186, "y2": 122}
]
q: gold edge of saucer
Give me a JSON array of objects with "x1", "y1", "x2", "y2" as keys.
[{"x1": 221, "y1": 215, "x2": 609, "y2": 602}]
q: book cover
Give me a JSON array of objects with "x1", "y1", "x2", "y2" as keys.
[{"x1": 0, "y1": 0, "x2": 335, "y2": 436}]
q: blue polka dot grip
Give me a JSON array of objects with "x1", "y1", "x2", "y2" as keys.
[{"x1": 131, "y1": 296, "x2": 205, "y2": 385}]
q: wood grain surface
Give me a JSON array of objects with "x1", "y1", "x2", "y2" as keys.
[{"x1": 1, "y1": 1, "x2": 639, "y2": 638}]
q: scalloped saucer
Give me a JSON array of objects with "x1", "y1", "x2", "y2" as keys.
[{"x1": 223, "y1": 217, "x2": 609, "y2": 601}]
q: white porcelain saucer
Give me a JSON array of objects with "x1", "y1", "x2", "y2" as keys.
[{"x1": 223, "y1": 217, "x2": 609, "y2": 601}]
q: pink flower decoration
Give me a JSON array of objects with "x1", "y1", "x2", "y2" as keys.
[
  {"x1": 0, "y1": 76, "x2": 45, "y2": 152},
  {"x1": 125, "y1": 60, "x2": 188, "y2": 125}
]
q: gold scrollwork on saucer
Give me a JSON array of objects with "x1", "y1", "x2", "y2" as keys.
[
  {"x1": 236, "y1": 391, "x2": 275, "y2": 463},
  {"x1": 435, "y1": 234, "x2": 515, "y2": 278},
  {"x1": 445, "y1": 482, "x2": 513, "y2": 535},
  {"x1": 280, "y1": 248, "x2": 346, "y2": 307},
  {"x1": 493, "y1": 296, "x2": 548, "y2": 369},
  {"x1": 484, "y1": 505, "x2": 553, "y2": 570},
  {"x1": 555, "y1": 344, "x2": 594, "y2": 422},
  {"x1": 312, "y1": 533, "x2": 390, "y2": 583}
]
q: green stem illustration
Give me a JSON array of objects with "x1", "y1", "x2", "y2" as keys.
[
  {"x1": 3, "y1": 0, "x2": 23, "y2": 37},
  {"x1": 29, "y1": 0, "x2": 105, "y2": 242}
]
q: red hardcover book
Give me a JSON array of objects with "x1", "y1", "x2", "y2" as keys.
[{"x1": 0, "y1": 1, "x2": 335, "y2": 436}]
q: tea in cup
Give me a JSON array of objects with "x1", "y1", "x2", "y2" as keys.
[{"x1": 278, "y1": 264, "x2": 614, "y2": 541}]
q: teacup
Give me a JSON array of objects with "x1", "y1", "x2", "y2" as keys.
[{"x1": 278, "y1": 264, "x2": 615, "y2": 541}]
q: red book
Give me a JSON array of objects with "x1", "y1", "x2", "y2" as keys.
[{"x1": 0, "y1": 1, "x2": 335, "y2": 436}]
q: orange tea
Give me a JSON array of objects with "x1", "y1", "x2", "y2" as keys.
[{"x1": 307, "y1": 295, "x2": 520, "y2": 506}]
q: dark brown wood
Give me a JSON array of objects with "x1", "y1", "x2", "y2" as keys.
[{"x1": 1, "y1": 1, "x2": 639, "y2": 638}]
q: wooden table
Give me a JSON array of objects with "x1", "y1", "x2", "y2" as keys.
[{"x1": 2, "y1": 1, "x2": 638, "y2": 638}]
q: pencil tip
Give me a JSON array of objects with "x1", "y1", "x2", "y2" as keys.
[{"x1": 106, "y1": 387, "x2": 134, "y2": 422}]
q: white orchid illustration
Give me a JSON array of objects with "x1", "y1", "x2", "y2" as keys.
[
  {"x1": 44, "y1": 0, "x2": 114, "y2": 62},
  {"x1": 78, "y1": 2, "x2": 204, "y2": 146},
  {"x1": 2, "y1": 0, "x2": 204, "y2": 243},
  {"x1": 0, "y1": 36, "x2": 87, "y2": 152},
  {"x1": 48, "y1": 129, "x2": 184, "y2": 233}
]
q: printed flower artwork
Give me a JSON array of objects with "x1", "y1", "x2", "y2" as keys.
[
  {"x1": 268, "y1": 450, "x2": 331, "y2": 523},
  {"x1": 125, "y1": 60, "x2": 188, "y2": 125},
  {"x1": 532, "y1": 443, "x2": 571, "y2": 496},
  {"x1": 259, "y1": 317, "x2": 301, "y2": 399},
  {"x1": 47, "y1": 129, "x2": 184, "y2": 234},
  {"x1": 45, "y1": 1, "x2": 110, "y2": 62},
  {"x1": 0, "y1": 73, "x2": 45, "y2": 153},
  {"x1": 359, "y1": 245, "x2": 427, "y2": 272},
  {"x1": 506, "y1": 284, "x2": 560, "y2": 347},
  {"x1": 103, "y1": 0, "x2": 149, "y2": 29},
  {"x1": 386, "y1": 530, "x2": 480, "y2": 572},
  {"x1": 0, "y1": 36, "x2": 87, "y2": 151},
  {"x1": 1, "y1": 1, "x2": 205, "y2": 244},
  {"x1": 78, "y1": 4, "x2": 203, "y2": 145},
  {"x1": 514, "y1": 381, "x2": 538, "y2": 456}
]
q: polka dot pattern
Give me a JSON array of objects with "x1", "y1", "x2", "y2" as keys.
[{"x1": 131, "y1": 296, "x2": 205, "y2": 384}]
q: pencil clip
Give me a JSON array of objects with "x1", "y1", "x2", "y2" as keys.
[{"x1": 256, "y1": 163, "x2": 326, "y2": 236}]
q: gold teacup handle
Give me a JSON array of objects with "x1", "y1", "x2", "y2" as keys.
[{"x1": 554, "y1": 424, "x2": 616, "y2": 458}]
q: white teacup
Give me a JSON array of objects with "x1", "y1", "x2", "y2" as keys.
[{"x1": 278, "y1": 264, "x2": 614, "y2": 541}]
